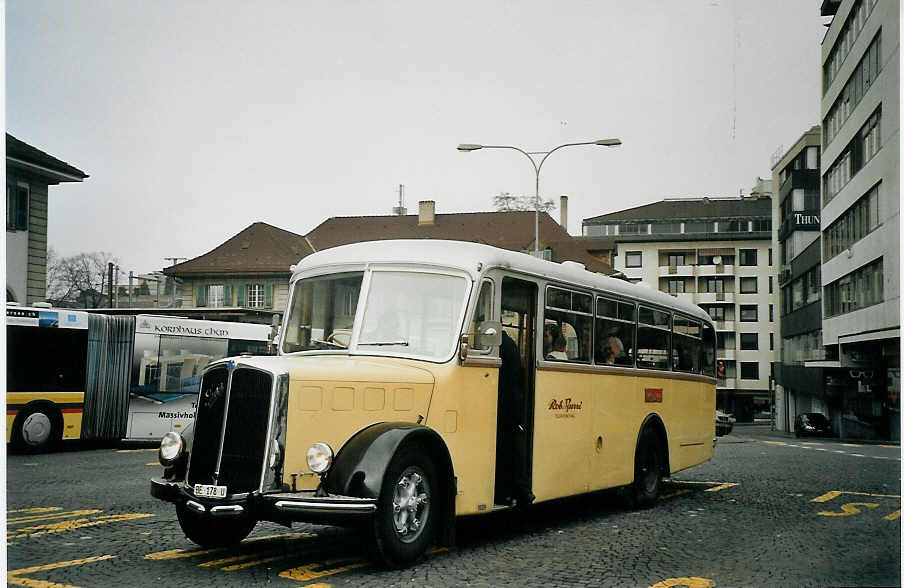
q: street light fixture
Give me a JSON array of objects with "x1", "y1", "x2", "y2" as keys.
[{"x1": 457, "y1": 138, "x2": 621, "y2": 255}]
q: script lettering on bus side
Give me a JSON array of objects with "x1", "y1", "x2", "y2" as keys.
[
  {"x1": 548, "y1": 398, "x2": 583, "y2": 419},
  {"x1": 151, "y1": 324, "x2": 230, "y2": 337}
]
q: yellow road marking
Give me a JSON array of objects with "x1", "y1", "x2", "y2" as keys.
[
  {"x1": 841, "y1": 443, "x2": 862, "y2": 447},
  {"x1": 801, "y1": 442, "x2": 822, "y2": 446},
  {"x1": 145, "y1": 548, "x2": 226, "y2": 560},
  {"x1": 649, "y1": 577, "x2": 716, "y2": 588},
  {"x1": 705, "y1": 483, "x2": 738, "y2": 493},
  {"x1": 811, "y1": 490, "x2": 900, "y2": 502},
  {"x1": 302, "y1": 584, "x2": 333, "y2": 588},
  {"x1": 116, "y1": 448, "x2": 157, "y2": 453},
  {"x1": 23, "y1": 463, "x2": 40, "y2": 466},
  {"x1": 659, "y1": 489, "x2": 691, "y2": 500},
  {"x1": 8, "y1": 554, "x2": 116, "y2": 588},
  {"x1": 884, "y1": 510, "x2": 901, "y2": 521},
  {"x1": 818, "y1": 502, "x2": 879, "y2": 517},
  {"x1": 763, "y1": 441, "x2": 786, "y2": 445},
  {"x1": 223, "y1": 553, "x2": 296, "y2": 571},
  {"x1": 880, "y1": 445, "x2": 899, "y2": 449},
  {"x1": 280, "y1": 558, "x2": 367, "y2": 582},
  {"x1": 147, "y1": 462, "x2": 160, "y2": 466},
  {"x1": 7, "y1": 507, "x2": 62, "y2": 515},
  {"x1": 8, "y1": 509, "x2": 102, "y2": 525},
  {"x1": 7, "y1": 513, "x2": 154, "y2": 540},
  {"x1": 200, "y1": 553, "x2": 269, "y2": 567}
]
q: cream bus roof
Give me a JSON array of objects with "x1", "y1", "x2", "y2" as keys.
[{"x1": 292, "y1": 240, "x2": 711, "y2": 323}]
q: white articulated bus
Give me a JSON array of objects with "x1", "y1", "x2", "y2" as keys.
[{"x1": 6, "y1": 306, "x2": 273, "y2": 451}]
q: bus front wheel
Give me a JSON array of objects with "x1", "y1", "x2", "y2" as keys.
[
  {"x1": 370, "y1": 444, "x2": 437, "y2": 568},
  {"x1": 176, "y1": 504, "x2": 256, "y2": 547},
  {"x1": 11, "y1": 404, "x2": 62, "y2": 453},
  {"x1": 631, "y1": 429, "x2": 663, "y2": 508}
]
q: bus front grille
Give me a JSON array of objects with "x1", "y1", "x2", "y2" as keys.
[{"x1": 187, "y1": 366, "x2": 273, "y2": 494}]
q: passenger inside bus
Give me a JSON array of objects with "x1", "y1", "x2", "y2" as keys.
[
  {"x1": 543, "y1": 324, "x2": 568, "y2": 360},
  {"x1": 599, "y1": 336, "x2": 625, "y2": 365}
]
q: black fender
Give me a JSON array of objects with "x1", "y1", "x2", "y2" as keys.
[
  {"x1": 635, "y1": 413, "x2": 670, "y2": 475},
  {"x1": 324, "y1": 421, "x2": 456, "y2": 545}
]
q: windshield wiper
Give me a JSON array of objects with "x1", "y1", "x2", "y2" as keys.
[
  {"x1": 311, "y1": 339, "x2": 347, "y2": 349},
  {"x1": 358, "y1": 340, "x2": 409, "y2": 347}
]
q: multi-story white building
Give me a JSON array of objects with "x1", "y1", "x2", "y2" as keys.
[
  {"x1": 818, "y1": 0, "x2": 899, "y2": 440},
  {"x1": 583, "y1": 192, "x2": 776, "y2": 422}
]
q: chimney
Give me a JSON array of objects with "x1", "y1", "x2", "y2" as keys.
[
  {"x1": 559, "y1": 195, "x2": 568, "y2": 233},
  {"x1": 418, "y1": 200, "x2": 436, "y2": 226}
]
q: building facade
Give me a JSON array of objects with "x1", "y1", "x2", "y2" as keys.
[
  {"x1": 818, "y1": 0, "x2": 899, "y2": 440},
  {"x1": 6, "y1": 134, "x2": 88, "y2": 304},
  {"x1": 584, "y1": 193, "x2": 776, "y2": 422},
  {"x1": 772, "y1": 127, "x2": 828, "y2": 433}
]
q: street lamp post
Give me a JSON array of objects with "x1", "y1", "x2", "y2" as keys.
[{"x1": 458, "y1": 138, "x2": 621, "y2": 256}]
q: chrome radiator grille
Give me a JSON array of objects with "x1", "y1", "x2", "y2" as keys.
[{"x1": 187, "y1": 366, "x2": 273, "y2": 494}]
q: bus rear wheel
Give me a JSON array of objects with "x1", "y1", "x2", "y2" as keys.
[
  {"x1": 631, "y1": 429, "x2": 663, "y2": 508},
  {"x1": 370, "y1": 445, "x2": 437, "y2": 568},
  {"x1": 176, "y1": 504, "x2": 257, "y2": 547},
  {"x1": 11, "y1": 405, "x2": 62, "y2": 453}
]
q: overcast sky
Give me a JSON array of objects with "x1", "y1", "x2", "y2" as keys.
[{"x1": 7, "y1": 0, "x2": 827, "y2": 274}]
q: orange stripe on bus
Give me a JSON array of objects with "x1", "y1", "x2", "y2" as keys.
[{"x1": 61, "y1": 409, "x2": 83, "y2": 414}]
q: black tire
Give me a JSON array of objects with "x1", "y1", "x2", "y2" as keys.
[
  {"x1": 176, "y1": 503, "x2": 256, "y2": 547},
  {"x1": 370, "y1": 444, "x2": 437, "y2": 568},
  {"x1": 631, "y1": 428, "x2": 664, "y2": 508},
  {"x1": 11, "y1": 404, "x2": 62, "y2": 453}
]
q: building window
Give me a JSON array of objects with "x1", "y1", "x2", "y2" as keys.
[
  {"x1": 667, "y1": 279, "x2": 685, "y2": 294},
  {"x1": 824, "y1": 108, "x2": 882, "y2": 205},
  {"x1": 247, "y1": 284, "x2": 265, "y2": 308},
  {"x1": 739, "y1": 277, "x2": 757, "y2": 294},
  {"x1": 769, "y1": 276, "x2": 774, "y2": 294},
  {"x1": 685, "y1": 221, "x2": 715, "y2": 233},
  {"x1": 619, "y1": 223, "x2": 647, "y2": 235},
  {"x1": 824, "y1": 257, "x2": 883, "y2": 317},
  {"x1": 740, "y1": 333, "x2": 758, "y2": 350},
  {"x1": 752, "y1": 219, "x2": 771, "y2": 232},
  {"x1": 739, "y1": 249, "x2": 757, "y2": 266},
  {"x1": 770, "y1": 333, "x2": 774, "y2": 351},
  {"x1": 667, "y1": 253, "x2": 685, "y2": 266},
  {"x1": 823, "y1": 32, "x2": 882, "y2": 147},
  {"x1": 823, "y1": 0, "x2": 878, "y2": 92},
  {"x1": 625, "y1": 251, "x2": 642, "y2": 268},
  {"x1": 769, "y1": 304, "x2": 774, "y2": 322},
  {"x1": 824, "y1": 182, "x2": 880, "y2": 260},
  {"x1": 739, "y1": 305, "x2": 758, "y2": 322},
  {"x1": 6, "y1": 181, "x2": 29, "y2": 231},
  {"x1": 651, "y1": 222, "x2": 681, "y2": 234},
  {"x1": 706, "y1": 306, "x2": 725, "y2": 321},
  {"x1": 207, "y1": 284, "x2": 226, "y2": 308},
  {"x1": 720, "y1": 220, "x2": 748, "y2": 233},
  {"x1": 768, "y1": 248, "x2": 773, "y2": 266},
  {"x1": 740, "y1": 362, "x2": 759, "y2": 380}
]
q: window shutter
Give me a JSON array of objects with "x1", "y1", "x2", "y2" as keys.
[
  {"x1": 223, "y1": 284, "x2": 233, "y2": 307},
  {"x1": 238, "y1": 284, "x2": 247, "y2": 307},
  {"x1": 265, "y1": 284, "x2": 273, "y2": 308},
  {"x1": 196, "y1": 286, "x2": 207, "y2": 307}
]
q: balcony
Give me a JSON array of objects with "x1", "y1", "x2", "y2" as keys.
[
  {"x1": 717, "y1": 348, "x2": 736, "y2": 360},
  {"x1": 658, "y1": 265, "x2": 695, "y2": 277},
  {"x1": 717, "y1": 377, "x2": 737, "y2": 389},
  {"x1": 696, "y1": 264, "x2": 734, "y2": 277},
  {"x1": 696, "y1": 292, "x2": 734, "y2": 304}
]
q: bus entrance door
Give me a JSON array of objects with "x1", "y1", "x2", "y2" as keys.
[{"x1": 495, "y1": 277, "x2": 536, "y2": 506}]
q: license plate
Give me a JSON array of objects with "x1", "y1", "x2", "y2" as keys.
[{"x1": 194, "y1": 484, "x2": 227, "y2": 498}]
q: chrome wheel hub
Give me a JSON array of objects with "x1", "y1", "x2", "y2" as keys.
[{"x1": 392, "y1": 466, "x2": 430, "y2": 543}]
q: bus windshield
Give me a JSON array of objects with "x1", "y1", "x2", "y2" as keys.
[{"x1": 282, "y1": 270, "x2": 470, "y2": 360}]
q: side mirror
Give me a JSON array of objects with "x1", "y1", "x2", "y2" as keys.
[{"x1": 477, "y1": 320, "x2": 503, "y2": 348}]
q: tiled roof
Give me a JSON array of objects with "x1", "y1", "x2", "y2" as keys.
[
  {"x1": 306, "y1": 210, "x2": 613, "y2": 274},
  {"x1": 163, "y1": 222, "x2": 313, "y2": 277},
  {"x1": 584, "y1": 197, "x2": 771, "y2": 223},
  {"x1": 573, "y1": 236, "x2": 616, "y2": 251},
  {"x1": 6, "y1": 134, "x2": 88, "y2": 181}
]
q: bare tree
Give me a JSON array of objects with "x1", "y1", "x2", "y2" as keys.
[
  {"x1": 46, "y1": 249, "x2": 119, "y2": 308},
  {"x1": 492, "y1": 191, "x2": 556, "y2": 213}
]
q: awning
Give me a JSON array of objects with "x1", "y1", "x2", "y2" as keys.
[{"x1": 697, "y1": 247, "x2": 736, "y2": 256}]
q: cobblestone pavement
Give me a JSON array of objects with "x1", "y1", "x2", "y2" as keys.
[{"x1": 6, "y1": 428, "x2": 900, "y2": 587}]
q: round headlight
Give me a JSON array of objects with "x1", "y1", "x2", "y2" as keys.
[
  {"x1": 159, "y1": 432, "x2": 184, "y2": 466},
  {"x1": 306, "y1": 442, "x2": 334, "y2": 474}
]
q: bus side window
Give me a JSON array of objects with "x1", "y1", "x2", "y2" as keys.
[
  {"x1": 701, "y1": 323, "x2": 716, "y2": 376},
  {"x1": 672, "y1": 316, "x2": 701, "y2": 373},
  {"x1": 544, "y1": 287, "x2": 592, "y2": 362},
  {"x1": 637, "y1": 306, "x2": 670, "y2": 370},
  {"x1": 594, "y1": 297, "x2": 634, "y2": 366}
]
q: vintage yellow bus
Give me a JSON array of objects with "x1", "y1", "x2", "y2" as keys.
[{"x1": 151, "y1": 240, "x2": 717, "y2": 567}]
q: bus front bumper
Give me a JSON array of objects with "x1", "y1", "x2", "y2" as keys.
[{"x1": 151, "y1": 477, "x2": 377, "y2": 524}]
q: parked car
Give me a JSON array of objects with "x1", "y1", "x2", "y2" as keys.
[
  {"x1": 716, "y1": 410, "x2": 735, "y2": 436},
  {"x1": 794, "y1": 412, "x2": 833, "y2": 438}
]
